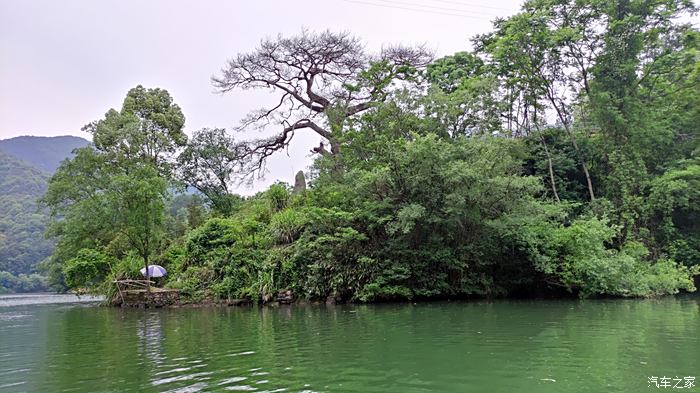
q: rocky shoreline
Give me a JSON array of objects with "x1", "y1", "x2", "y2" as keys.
[{"x1": 112, "y1": 289, "x2": 301, "y2": 308}]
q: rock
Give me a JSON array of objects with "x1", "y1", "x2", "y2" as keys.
[
  {"x1": 227, "y1": 298, "x2": 251, "y2": 306},
  {"x1": 276, "y1": 289, "x2": 294, "y2": 304},
  {"x1": 262, "y1": 293, "x2": 273, "y2": 304},
  {"x1": 116, "y1": 289, "x2": 180, "y2": 308},
  {"x1": 293, "y1": 171, "x2": 306, "y2": 193}
]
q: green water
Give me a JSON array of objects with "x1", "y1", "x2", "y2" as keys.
[{"x1": 1, "y1": 295, "x2": 698, "y2": 392}]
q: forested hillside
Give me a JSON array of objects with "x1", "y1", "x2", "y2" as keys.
[
  {"x1": 43, "y1": 0, "x2": 700, "y2": 302},
  {"x1": 0, "y1": 136, "x2": 89, "y2": 293}
]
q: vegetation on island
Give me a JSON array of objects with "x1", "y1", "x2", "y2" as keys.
[{"x1": 41, "y1": 0, "x2": 699, "y2": 302}]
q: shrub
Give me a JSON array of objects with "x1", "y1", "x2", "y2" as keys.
[{"x1": 63, "y1": 248, "x2": 113, "y2": 290}]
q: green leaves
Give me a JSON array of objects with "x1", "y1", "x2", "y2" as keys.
[
  {"x1": 269, "y1": 209, "x2": 307, "y2": 245},
  {"x1": 176, "y1": 128, "x2": 243, "y2": 215},
  {"x1": 387, "y1": 204, "x2": 426, "y2": 235},
  {"x1": 63, "y1": 249, "x2": 113, "y2": 290},
  {"x1": 519, "y1": 215, "x2": 698, "y2": 297},
  {"x1": 43, "y1": 86, "x2": 186, "y2": 292},
  {"x1": 85, "y1": 85, "x2": 186, "y2": 177},
  {"x1": 33, "y1": 13, "x2": 700, "y2": 302}
]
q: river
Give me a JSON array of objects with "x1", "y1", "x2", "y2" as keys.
[{"x1": 0, "y1": 293, "x2": 698, "y2": 392}]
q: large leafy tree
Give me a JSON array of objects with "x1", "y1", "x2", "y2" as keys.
[
  {"x1": 177, "y1": 128, "x2": 244, "y2": 215},
  {"x1": 43, "y1": 86, "x2": 185, "y2": 290},
  {"x1": 586, "y1": 0, "x2": 698, "y2": 244},
  {"x1": 85, "y1": 85, "x2": 187, "y2": 177},
  {"x1": 476, "y1": 2, "x2": 604, "y2": 201},
  {"x1": 424, "y1": 52, "x2": 504, "y2": 137}
]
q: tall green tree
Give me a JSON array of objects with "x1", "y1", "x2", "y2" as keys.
[
  {"x1": 177, "y1": 128, "x2": 243, "y2": 215},
  {"x1": 587, "y1": 0, "x2": 698, "y2": 244},
  {"x1": 85, "y1": 85, "x2": 187, "y2": 177},
  {"x1": 476, "y1": 2, "x2": 603, "y2": 201},
  {"x1": 43, "y1": 86, "x2": 185, "y2": 290},
  {"x1": 424, "y1": 52, "x2": 504, "y2": 137}
]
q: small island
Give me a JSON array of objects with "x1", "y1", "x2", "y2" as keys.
[
  {"x1": 1, "y1": 0, "x2": 699, "y2": 392},
  {"x1": 38, "y1": 22, "x2": 700, "y2": 307}
]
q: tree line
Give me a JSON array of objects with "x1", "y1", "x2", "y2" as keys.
[{"x1": 42, "y1": 0, "x2": 700, "y2": 301}]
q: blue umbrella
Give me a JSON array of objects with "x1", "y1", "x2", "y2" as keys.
[{"x1": 140, "y1": 265, "x2": 167, "y2": 278}]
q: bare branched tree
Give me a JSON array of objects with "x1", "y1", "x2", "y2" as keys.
[{"x1": 212, "y1": 30, "x2": 432, "y2": 177}]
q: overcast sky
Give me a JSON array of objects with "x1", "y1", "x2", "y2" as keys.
[{"x1": 0, "y1": 0, "x2": 523, "y2": 193}]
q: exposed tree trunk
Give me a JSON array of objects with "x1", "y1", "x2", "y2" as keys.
[
  {"x1": 528, "y1": 59, "x2": 596, "y2": 202},
  {"x1": 539, "y1": 133, "x2": 561, "y2": 202},
  {"x1": 546, "y1": 92, "x2": 595, "y2": 201},
  {"x1": 567, "y1": 128, "x2": 595, "y2": 201},
  {"x1": 144, "y1": 253, "x2": 150, "y2": 293},
  {"x1": 533, "y1": 105, "x2": 560, "y2": 203}
]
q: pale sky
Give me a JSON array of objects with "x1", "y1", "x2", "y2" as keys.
[{"x1": 0, "y1": 0, "x2": 523, "y2": 193}]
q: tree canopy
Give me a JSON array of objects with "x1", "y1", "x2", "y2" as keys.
[
  {"x1": 43, "y1": 86, "x2": 186, "y2": 290},
  {"x1": 41, "y1": 1, "x2": 700, "y2": 301}
]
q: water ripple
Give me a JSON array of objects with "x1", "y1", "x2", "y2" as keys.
[{"x1": 0, "y1": 296, "x2": 698, "y2": 392}]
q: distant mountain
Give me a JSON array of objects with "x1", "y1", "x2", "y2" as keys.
[
  {"x1": 0, "y1": 135, "x2": 89, "y2": 284},
  {"x1": 0, "y1": 135, "x2": 89, "y2": 172}
]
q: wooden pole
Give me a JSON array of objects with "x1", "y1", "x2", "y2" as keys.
[{"x1": 115, "y1": 281, "x2": 125, "y2": 306}]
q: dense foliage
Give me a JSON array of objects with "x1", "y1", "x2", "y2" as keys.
[
  {"x1": 0, "y1": 151, "x2": 51, "y2": 274},
  {"x1": 0, "y1": 136, "x2": 88, "y2": 293},
  {"x1": 43, "y1": 0, "x2": 699, "y2": 302},
  {"x1": 41, "y1": 85, "x2": 188, "y2": 292},
  {"x1": 0, "y1": 150, "x2": 52, "y2": 292}
]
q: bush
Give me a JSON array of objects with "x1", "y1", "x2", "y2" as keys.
[
  {"x1": 269, "y1": 208, "x2": 307, "y2": 244},
  {"x1": 63, "y1": 248, "x2": 112, "y2": 290},
  {"x1": 531, "y1": 216, "x2": 698, "y2": 297},
  {"x1": 166, "y1": 135, "x2": 697, "y2": 302}
]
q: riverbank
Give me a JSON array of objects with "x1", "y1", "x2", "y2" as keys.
[{"x1": 106, "y1": 286, "x2": 700, "y2": 309}]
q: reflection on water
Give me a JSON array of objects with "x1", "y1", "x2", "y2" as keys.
[{"x1": 0, "y1": 295, "x2": 698, "y2": 392}]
